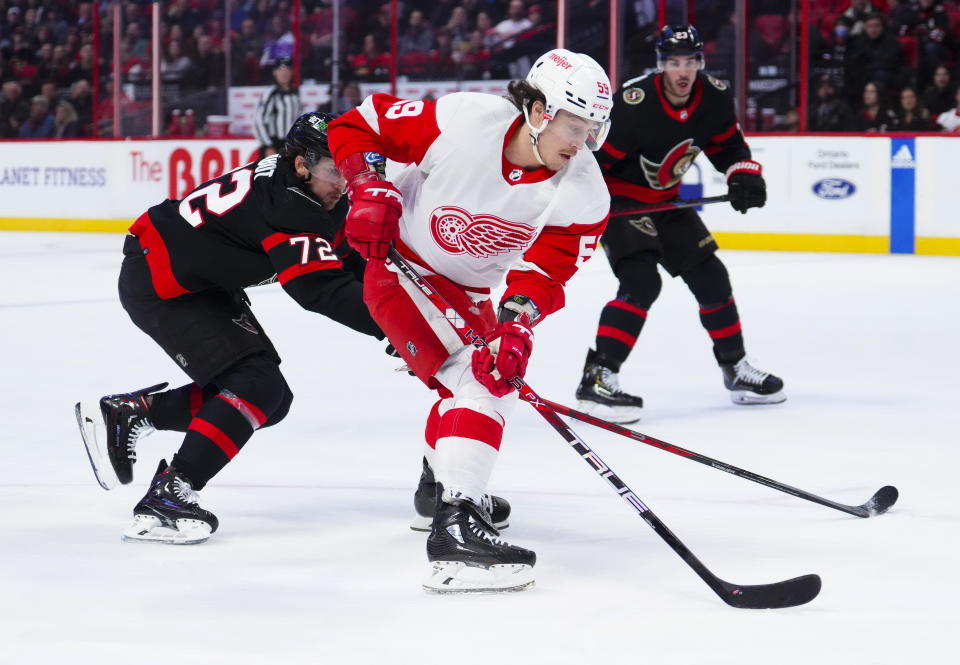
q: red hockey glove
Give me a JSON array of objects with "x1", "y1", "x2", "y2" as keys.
[
  {"x1": 726, "y1": 160, "x2": 766, "y2": 214},
  {"x1": 344, "y1": 180, "x2": 402, "y2": 261},
  {"x1": 472, "y1": 319, "x2": 535, "y2": 397}
]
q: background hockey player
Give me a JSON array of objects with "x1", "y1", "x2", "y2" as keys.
[
  {"x1": 75, "y1": 112, "x2": 383, "y2": 544},
  {"x1": 328, "y1": 48, "x2": 612, "y2": 593},
  {"x1": 575, "y1": 25, "x2": 784, "y2": 424}
]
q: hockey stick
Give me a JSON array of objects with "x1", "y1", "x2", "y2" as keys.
[
  {"x1": 387, "y1": 248, "x2": 821, "y2": 609},
  {"x1": 540, "y1": 399, "x2": 898, "y2": 518},
  {"x1": 612, "y1": 194, "x2": 731, "y2": 217}
]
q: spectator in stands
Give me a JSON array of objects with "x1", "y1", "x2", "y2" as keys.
[
  {"x1": 190, "y1": 34, "x2": 225, "y2": 91},
  {"x1": 935, "y1": 86, "x2": 960, "y2": 131},
  {"x1": 39, "y1": 81, "x2": 59, "y2": 110},
  {"x1": 352, "y1": 33, "x2": 391, "y2": 81},
  {"x1": 52, "y1": 99, "x2": 80, "y2": 137},
  {"x1": 18, "y1": 94, "x2": 54, "y2": 138},
  {"x1": 126, "y1": 21, "x2": 149, "y2": 59},
  {"x1": 430, "y1": 28, "x2": 456, "y2": 77},
  {"x1": 842, "y1": 0, "x2": 877, "y2": 36},
  {"x1": 68, "y1": 78, "x2": 93, "y2": 133},
  {"x1": 167, "y1": 0, "x2": 203, "y2": 37},
  {"x1": 809, "y1": 75, "x2": 856, "y2": 130},
  {"x1": 855, "y1": 80, "x2": 898, "y2": 131},
  {"x1": 772, "y1": 108, "x2": 801, "y2": 131},
  {"x1": 922, "y1": 64, "x2": 955, "y2": 115},
  {"x1": 475, "y1": 11, "x2": 498, "y2": 50},
  {"x1": 459, "y1": 27, "x2": 492, "y2": 78},
  {"x1": 492, "y1": 0, "x2": 533, "y2": 51},
  {"x1": 445, "y1": 6, "x2": 471, "y2": 48},
  {"x1": 334, "y1": 81, "x2": 363, "y2": 113},
  {"x1": 886, "y1": 0, "x2": 918, "y2": 36},
  {"x1": 429, "y1": 0, "x2": 458, "y2": 29},
  {"x1": 260, "y1": 15, "x2": 295, "y2": 72},
  {"x1": 844, "y1": 13, "x2": 904, "y2": 104},
  {"x1": 915, "y1": 0, "x2": 953, "y2": 85},
  {"x1": 161, "y1": 39, "x2": 193, "y2": 87},
  {"x1": 0, "y1": 80, "x2": 29, "y2": 137},
  {"x1": 892, "y1": 86, "x2": 931, "y2": 129},
  {"x1": 233, "y1": 17, "x2": 264, "y2": 84},
  {"x1": 400, "y1": 10, "x2": 435, "y2": 55}
]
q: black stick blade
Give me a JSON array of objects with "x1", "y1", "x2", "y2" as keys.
[
  {"x1": 860, "y1": 485, "x2": 899, "y2": 516},
  {"x1": 716, "y1": 574, "x2": 822, "y2": 609}
]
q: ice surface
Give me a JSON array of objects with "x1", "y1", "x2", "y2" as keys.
[{"x1": 1, "y1": 232, "x2": 957, "y2": 664}]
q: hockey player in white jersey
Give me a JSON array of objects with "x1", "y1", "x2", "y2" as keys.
[{"x1": 329, "y1": 49, "x2": 613, "y2": 593}]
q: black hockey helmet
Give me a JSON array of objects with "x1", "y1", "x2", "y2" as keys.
[
  {"x1": 282, "y1": 111, "x2": 335, "y2": 169},
  {"x1": 656, "y1": 25, "x2": 704, "y2": 64}
]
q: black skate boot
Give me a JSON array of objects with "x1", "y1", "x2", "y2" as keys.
[
  {"x1": 721, "y1": 357, "x2": 786, "y2": 405},
  {"x1": 423, "y1": 484, "x2": 535, "y2": 593},
  {"x1": 411, "y1": 457, "x2": 511, "y2": 531},
  {"x1": 75, "y1": 382, "x2": 168, "y2": 490},
  {"x1": 575, "y1": 349, "x2": 644, "y2": 424},
  {"x1": 122, "y1": 459, "x2": 219, "y2": 545}
]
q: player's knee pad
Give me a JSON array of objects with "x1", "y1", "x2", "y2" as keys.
[
  {"x1": 613, "y1": 255, "x2": 662, "y2": 309},
  {"x1": 436, "y1": 347, "x2": 514, "y2": 425},
  {"x1": 681, "y1": 254, "x2": 732, "y2": 306},
  {"x1": 213, "y1": 354, "x2": 289, "y2": 428}
]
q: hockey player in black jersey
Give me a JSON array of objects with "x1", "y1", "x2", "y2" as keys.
[
  {"x1": 75, "y1": 112, "x2": 384, "y2": 544},
  {"x1": 576, "y1": 25, "x2": 785, "y2": 423}
]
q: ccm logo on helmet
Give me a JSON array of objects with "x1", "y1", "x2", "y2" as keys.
[{"x1": 548, "y1": 53, "x2": 573, "y2": 69}]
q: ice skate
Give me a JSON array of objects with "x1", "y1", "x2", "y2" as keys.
[
  {"x1": 423, "y1": 484, "x2": 535, "y2": 594},
  {"x1": 75, "y1": 382, "x2": 168, "y2": 490},
  {"x1": 575, "y1": 349, "x2": 644, "y2": 424},
  {"x1": 410, "y1": 457, "x2": 510, "y2": 531},
  {"x1": 122, "y1": 459, "x2": 218, "y2": 545},
  {"x1": 721, "y1": 357, "x2": 786, "y2": 405}
]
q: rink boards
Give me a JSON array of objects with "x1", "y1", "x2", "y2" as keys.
[{"x1": 0, "y1": 135, "x2": 956, "y2": 256}]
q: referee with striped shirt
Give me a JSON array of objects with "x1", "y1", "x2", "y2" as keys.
[{"x1": 253, "y1": 57, "x2": 302, "y2": 158}]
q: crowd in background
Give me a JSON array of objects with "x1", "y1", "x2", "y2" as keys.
[{"x1": 2, "y1": 0, "x2": 960, "y2": 137}]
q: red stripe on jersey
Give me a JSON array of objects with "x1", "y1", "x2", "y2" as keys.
[
  {"x1": 425, "y1": 400, "x2": 443, "y2": 450},
  {"x1": 709, "y1": 123, "x2": 738, "y2": 145},
  {"x1": 189, "y1": 384, "x2": 204, "y2": 417},
  {"x1": 330, "y1": 94, "x2": 441, "y2": 166},
  {"x1": 699, "y1": 298, "x2": 734, "y2": 315},
  {"x1": 598, "y1": 325, "x2": 638, "y2": 347},
  {"x1": 653, "y1": 74, "x2": 703, "y2": 123},
  {"x1": 129, "y1": 212, "x2": 190, "y2": 299},
  {"x1": 437, "y1": 408, "x2": 504, "y2": 451},
  {"x1": 605, "y1": 176, "x2": 677, "y2": 204},
  {"x1": 262, "y1": 232, "x2": 291, "y2": 252},
  {"x1": 607, "y1": 299, "x2": 648, "y2": 318},
  {"x1": 708, "y1": 321, "x2": 742, "y2": 339},
  {"x1": 189, "y1": 418, "x2": 239, "y2": 459},
  {"x1": 501, "y1": 115, "x2": 555, "y2": 185},
  {"x1": 703, "y1": 145, "x2": 723, "y2": 156},
  {"x1": 601, "y1": 141, "x2": 627, "y2": 160},
  {"x1": 277, "y1": 260, "x2": 344, "y2": 285},
  {"x1": 216, "y1": 393, "x2": 267, "y2": 429}
]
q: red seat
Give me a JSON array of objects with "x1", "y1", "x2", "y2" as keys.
[
  {"x1": 897, "y1": 35, "x2": 919, "y2": 68},
  {"x1": 755, "y1": 14, "x2": 787, "y2": 52}
]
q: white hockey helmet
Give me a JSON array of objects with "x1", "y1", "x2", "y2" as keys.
[{"x1": 525, "y1": 48, "x2": 613, "y2": 151}]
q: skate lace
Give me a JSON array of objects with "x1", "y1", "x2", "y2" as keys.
[
  {"x1": 598, "y1": 367, "x2": 626, "y2": 394},
  {"x1": 126, "y1": 419, "x2": 155, "y2": 460},
  {"x1": 468, "y1": 517, "x2": 507, "y2": 547},
  {"x1": 736, "y1": 358, "x2": 769, "y2": 387},
  {"x1": 172, "y1": 477, "x2": 200, "y2": 504}
]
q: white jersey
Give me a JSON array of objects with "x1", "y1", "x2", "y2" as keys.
[{"x1": 329, "y1": 92, "x2": 610, "y2": 317}]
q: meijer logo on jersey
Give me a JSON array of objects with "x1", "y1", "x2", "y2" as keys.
[
  {"x1": 430, "y1": 206, "x2": 536, "y2": 258},
  {"x1": 812, "y1": 178, "x2": 856, "y2": 200}
]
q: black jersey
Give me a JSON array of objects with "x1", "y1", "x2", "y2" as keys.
[
  {"x1": 597, "y1": 71, "x2": 752, "y2": 206},
  {"x1": 130, "y1": 154, "x2": 381, "y2": 338}
]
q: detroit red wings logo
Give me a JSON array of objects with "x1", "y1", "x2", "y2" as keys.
[
  {"x1": 640, "y1": 138, "x2": 701, "y2": 190},
  {"x1": 430, "y1": 206, "x2": 536, "y2": 258}
]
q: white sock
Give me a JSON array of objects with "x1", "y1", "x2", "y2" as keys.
[{"x1": 434, "y1": 435, "x2": 498, "y2": 505}]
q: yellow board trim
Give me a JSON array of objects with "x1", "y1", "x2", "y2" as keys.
[
  {"x1": 713, "y1": 232, "x2": 890, "y2": 253},
  {"x1": 915, "y1": 237, "x2": 960, "y2": 256},
  {"x1": 2, "y1": 219, "x2": 959, "y2": 256},
  {"x1": 0, "y1": 218, "x2": 131, "y2": 233}
]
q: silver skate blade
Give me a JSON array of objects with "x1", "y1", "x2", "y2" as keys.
[
  {"x1": 575, "y1": 399, "x2": 642, "y2": 424},
  {"x1": 422, "y1": 561, "x2": 534, "y2": 594},
  {"x1": 75, "y1": 401, "x2": 118, "y2": 491},
  {"x1": 121, "y1": 515, "x2": 211, "y2": 545},
  {"x1": 729, "y1": 390, "x2": 787, "y2": 405}
]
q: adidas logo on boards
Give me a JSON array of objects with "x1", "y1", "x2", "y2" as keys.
[{"x1": 891, "y1": 144, "x2": 916, "y2": 169}]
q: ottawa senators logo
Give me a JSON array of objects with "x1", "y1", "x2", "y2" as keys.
[
  {"x1": 639, "y1": 138, "x2": 701, "y2": 190},
  {"x1": 430, "y1": 206, "x2": 536, "y2": 258}
]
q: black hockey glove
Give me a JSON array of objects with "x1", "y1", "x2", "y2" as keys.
[{"x1": 726, "y1": 161, "x2": 766, "y2": 214}]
